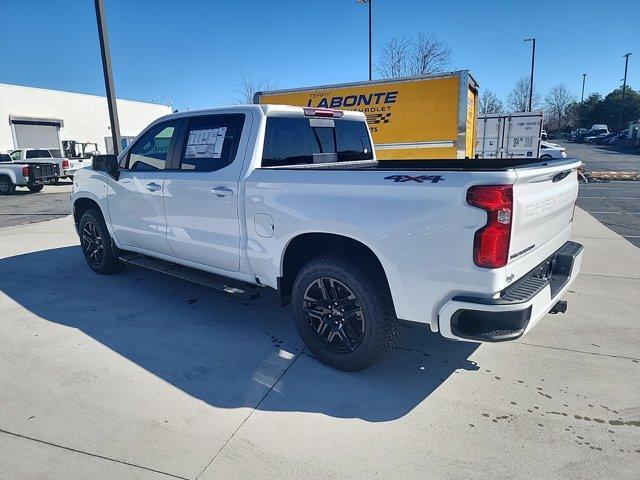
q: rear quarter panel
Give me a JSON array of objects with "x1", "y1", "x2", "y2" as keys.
[{"x1": 244, "y1": 168, "x2": 516, "y2": 327}]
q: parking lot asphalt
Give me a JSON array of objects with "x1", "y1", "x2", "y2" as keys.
[
  {"x1": 558, "y1": 140, "x2": 640, "y2": 173},
  {"x1": 555, "y1": 141, "x2": 640, "y2": 248},
  {"x1": 0, "y1": 209, "x2": 638, "y2": 480},
  {"x1": 0, "y1": 180, "x2": 72, "y2": 228},
  {"x1": 577, "y1": 182, "x2": 640, "y2": 248}
]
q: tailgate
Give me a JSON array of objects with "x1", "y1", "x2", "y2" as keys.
[
  {"x1": 29, "y1": 162, "x2": 59, "y2": 181},
  {"x1": 509, "y1": 159, "x2": 580, "y2": 265}
]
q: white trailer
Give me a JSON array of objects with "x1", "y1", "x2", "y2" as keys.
[{"x1": 476, "y1": 111, "x2": 543, "y2": 159}]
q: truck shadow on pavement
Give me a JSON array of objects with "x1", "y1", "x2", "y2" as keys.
[{"x1": 1, "y1": 246, "x2": 480, "y2": 422}]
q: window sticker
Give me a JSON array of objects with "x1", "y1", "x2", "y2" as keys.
[{"x1": 185, "y1": 127, "x2": 227, "y2": 159}]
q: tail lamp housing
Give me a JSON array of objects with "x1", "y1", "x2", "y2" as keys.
[
  {"x1": 467, "y1": 185, "x2": 513, "y2": 268},
  {"x1": 21, "y1": 165, "x2": 29, "y2": 177},
  {"x1": 62, "y1": 159, "x2": 70, "y2": 169}
]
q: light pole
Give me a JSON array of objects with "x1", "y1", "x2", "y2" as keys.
[
  {"x1": 617, "y1": 53, "x2": 632, "y2": 149},
  {"x1": 580, "y1": 73, "x2": 586, "y2": 128},
  {"x1": 524, "y1": 38, "x2": 536, "y2": 112},
  {"x1": 357, "y1": 0, "x2": 372, "y2": 81},
  {"x1": 94, "y1": 0, "x2": 121, "y2": 156}
]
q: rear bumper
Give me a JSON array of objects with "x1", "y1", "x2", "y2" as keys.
[{"x1": 438, "y1": 241, "x2": 584, "y2": 342}]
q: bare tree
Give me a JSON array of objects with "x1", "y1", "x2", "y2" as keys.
[
  {"x1": 544, "y1": 84, "x2": 575, "y2": 131},
  {"x1": 377, "y1": 33, "x2": 451, "y2": 79},
  {"x1": 377, "y1": 37, "x2": 412, "y2": 78},
  {"x1": 479, "y1": 90, "x2": 504, "y2": 114},
  {"x1": 235, "y1": 73, "x2": 277, "y2": 104},
  {"x1": 507, "y1": 76, "x2": 541, "y2": 112}
]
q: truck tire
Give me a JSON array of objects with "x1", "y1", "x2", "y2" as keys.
[
  {"x1": 291, "y1": 254, "x2": 399, "y2": 371},
  {"x1": 540, "y1": 154, "x2": 553, "y2": 159},
  {"x1": 79, "y1": 208, "x2": 125, "y2": 275},
  {"x1": 0, "y1": 176, "x2": 15, "y2": 195},
  {"x1": 27, "y1": 184, "x2": 44, "y2": 193}
]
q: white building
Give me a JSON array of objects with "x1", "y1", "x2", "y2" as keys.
[{"x1": 0, "y1": 83, "x2": 172, "y2": 155}]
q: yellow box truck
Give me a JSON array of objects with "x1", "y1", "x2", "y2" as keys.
[{"x1": 254, "y1": 70, "x2": 478, "y2": 160}]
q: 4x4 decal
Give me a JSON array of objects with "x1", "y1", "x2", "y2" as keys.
[{"x1": 384, "y1": 174, "x2": 445, "y2": 184}]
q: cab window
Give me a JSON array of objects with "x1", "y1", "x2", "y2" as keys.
[
  {"x1": 125, "y1": 121, "x2": 177, "y2": 171},
  {"x1": 262, "y1": 117, "x2": 373, "y2": 167},
  {"x1": 26, "y1": 149, "x2": 52, "y2": 159}
]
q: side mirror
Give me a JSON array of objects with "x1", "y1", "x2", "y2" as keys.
[{"x1": 93, "y1": 154, "x2": 120, "y2": 180}]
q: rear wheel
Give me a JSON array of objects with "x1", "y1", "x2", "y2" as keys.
[
  {"x1": 27, "y1": 183, "x2": 44, "y2": 193},
  {"x1": 0, "y1": 176, "x2": 15, "y2": 195},
  {"x1": 291, "y1": 254, "x2": 398, "y2": 371},
  {"x1": 540, "y1": 154, "x2": 553, "y2": 159},
  {"x1": 79, "y1": 208, "x2": 125, "y2": 275}
]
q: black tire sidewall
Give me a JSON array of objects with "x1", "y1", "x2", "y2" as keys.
[
  {"x1": 79, "y1": 209, "x2": 123, "y2": 274},
  {"x1": 27, "y1": 184, "x2": 43, "y2": 192},
  {"x1": 0, "y1": 178, "x2": 15, "y2": 195},
  {"x1": 292, "y1": 255, "x2": 396, "y2": 371}
]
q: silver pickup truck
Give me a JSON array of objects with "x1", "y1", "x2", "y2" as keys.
[{"x1": 0, "y1": 153, "x2": 59, "y2": 194}]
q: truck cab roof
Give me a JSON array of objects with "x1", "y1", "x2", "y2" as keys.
[{"x1": 151, "y1": 104, "x2": 366, "y2": 124}]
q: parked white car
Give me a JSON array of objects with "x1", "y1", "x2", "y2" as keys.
[
  {"x1": 539, "y1": 141, "x2": 567, "y2": 159},
  {"x1": 71, "y1": 105, "x2": 584, "y2": 371}
]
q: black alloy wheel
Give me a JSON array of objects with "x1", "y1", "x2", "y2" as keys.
[
  {"x1": 303, "y1": 276, "x2": 366, "y2": 353},
  {"x1": 82, "y1": 219, "x2": 105, "y2": 267}
]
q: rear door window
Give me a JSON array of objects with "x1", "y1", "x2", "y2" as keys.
[
  {"x1": 262, "y1": 117, "x2": 373, "y2": 167},
  {"x1": 178, "y1": 114, "x2": 245, "y2": 171}
]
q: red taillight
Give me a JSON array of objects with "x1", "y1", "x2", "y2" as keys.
[
  {"x1": 303, "y1": 107, "x2": 344, "y2": 118},
  {"x1": 62, "y1": 159, "x2": 70, "y2": 169},
  {"x1": 21, "y1": 165, "x2": 29, "y2": 177},
  {"x1": 467, "y1": 185, "x2": 513, "y2": 268}
]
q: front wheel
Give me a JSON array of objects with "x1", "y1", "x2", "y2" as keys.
[
  {"x1": 79, "y1": 209, "x2": 125, "y2": 275},
  {"x1": 291, "y1": 254, "x2": 399, "y2": 371}
]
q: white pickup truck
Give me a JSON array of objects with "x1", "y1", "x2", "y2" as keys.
[
  {"x1": 0, "y1": 153, "x2": 59, "y2": 194},
  {"x1": 9, "y1": 148, "x2": 70, "y2": 180},
  {"x1": 71, "y1": 105, "x2": 583, "y2": 371}
]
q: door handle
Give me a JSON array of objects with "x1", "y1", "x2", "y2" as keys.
[
  {"x1": 146, "y1": 182, "x2": 161, "y2": 192},
  {"x1": 211, "y1": 186, "x2": 233, "y2": 197}
]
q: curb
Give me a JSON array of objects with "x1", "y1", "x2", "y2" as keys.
[{"x1": 586, "y1": 171, "x2": 640, "y2": 181}]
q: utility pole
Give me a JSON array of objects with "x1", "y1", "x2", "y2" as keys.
[
  {"x1": 617, "y1": 53, "x2": 632, "y2": 150},
  {"x1": 94, "y1": 0, "x2": 122, "y2": 155},
  {"x1": 524, "y1": 38, "x2": 536, "y2": 112},
  {"x1": 580, "y1": 73, "x2": 586, "y2": 128},
  {"x1": 357, "y1": 0, "x2": 372, "y2": 81}
]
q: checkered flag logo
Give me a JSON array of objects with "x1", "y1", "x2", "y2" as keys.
[{"x1": 365, "y1": 113, "x2": 392, "y2": 124}]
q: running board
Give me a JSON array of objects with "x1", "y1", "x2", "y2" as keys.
[{"x1": 118, "y1": 253, "x2": 261, "y2": 301}]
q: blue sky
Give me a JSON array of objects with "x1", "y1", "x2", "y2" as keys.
[{"x1": 1, "y1": 0, "x2": 638, "y2": 111}]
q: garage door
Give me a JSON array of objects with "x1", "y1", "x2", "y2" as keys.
[{"x1": 12, "y1": 120, "x2": 61, "y2": 150}]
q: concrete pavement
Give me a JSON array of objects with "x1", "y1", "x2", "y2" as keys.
[{"x1": 0, "y1": 210, "x2": 638, "y2": 479}]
